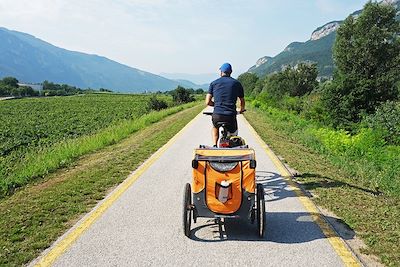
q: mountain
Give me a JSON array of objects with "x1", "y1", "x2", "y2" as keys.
[
  {"x1": 0, "y1": 27, "x2": 184, "y2": 92},
  {"x1": 248, "y1": 32, "x2": 336, "y2": 78},
  {"x1": 160, "y1": 72, "x2": 216, "y2": 85},
  {"x1": 172, "y1": 79, "x2": 208, "y2": 90},
  {"x1": 249, "y1": 0, "x2": 400, "y2": 78}
]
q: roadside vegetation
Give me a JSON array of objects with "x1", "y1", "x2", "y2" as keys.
[
  {"x1": 0, "y1": 88, "x2": 198, "y2": 198},
  {"x1": 0, "y1": 103, "x2": 204, "y2": 266},
  {"x1": 0, "y1": 77, "x2": 100, "y2": 97},
  {"x1": 240, "y1": 2, "x2": 399, "y2": 266}
]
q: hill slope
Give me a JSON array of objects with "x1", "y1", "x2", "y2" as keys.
[
  {"x1": 0, "y1": 27, "x2": 183, "y2": 92},
  {"x1": 249, "y1": 0, "x2": 400, "y2": 78}
]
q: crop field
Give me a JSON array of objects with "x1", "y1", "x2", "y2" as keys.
[{"x1": 0, "y1": 94, "x2": 174, "y2": 196}]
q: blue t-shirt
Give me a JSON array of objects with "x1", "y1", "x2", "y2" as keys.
[{"x1": 208, "y1": 76, "x2": 244, "y2": 116}]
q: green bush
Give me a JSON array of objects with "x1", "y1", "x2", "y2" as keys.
[
  {"x1": 251, "y1": 101, "x2": 400, "y2": 195},
  {"x1": 238, "y1": 72, "x2": 259, "y2": 96},
  {"x1": 261, "y1": 63, "x2": 318, "y2": 98},
  {"x1": 301, "y1": 91, "x2": 329, "y2": 123},
  {"x1": 365, "y1": 101, "x2": 400, "y2": 145},
  {"x1": 171, "y1": 86, "x2": 195, "y2": 104},
  {"x1": 281, "y1": 96, "x2": 303, "y2": 114},
  {"x1": 147, "y1": 96, "x2": 168, "y2": 111}
]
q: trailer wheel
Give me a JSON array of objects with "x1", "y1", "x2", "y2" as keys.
[
  {"x1": 256, "y1": 183, "x2": 266, "y2": 238},
  {"x1": 183, "y1": 183, "x2": 192, "y2": 237}
]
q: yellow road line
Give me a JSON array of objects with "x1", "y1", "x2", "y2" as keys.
[
  {"x1": 242, "y1": 116, "x2": 361, "y2": 267},
  {"x1": 34, "y1": 110, "x2": 203, "y2": 267}
]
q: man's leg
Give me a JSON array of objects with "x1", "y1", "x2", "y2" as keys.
[{"x1": 212, "y1": 127, "x2": 219, "y2": 147}]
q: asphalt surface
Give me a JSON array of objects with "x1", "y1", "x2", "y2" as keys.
[{"x1": 39, "y1": 109, "x2": 346, "y2": 266}]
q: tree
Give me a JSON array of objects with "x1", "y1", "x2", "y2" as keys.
[
  {"x1": 1, "y1": 77, "x2": 19, "y2": 88},
  {"x1": 262, "y1": 63, "x2": 318, "y2": 99},
  {"x1": 147, "y1": 95, "x2": 168, "y2": 111},
  {"x1": 195, "y1": 88, "x2": 204, "y2": 94},
  {"x1": 292, "y1": 63, "x2": 318, "y2": 96},
  {"x1": 324, "y1": 2, "x2": 400, "y2": 126},
  {"x1": 238, "y1": 72, "x2": 259, "y2": 96},
  {"x1": 172, "y1": 86, "x2": 195, "y2": 104}
]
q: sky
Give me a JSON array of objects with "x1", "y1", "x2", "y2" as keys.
[{"x1": 0, "y1": 0, "x2": 368, "y2": 77}]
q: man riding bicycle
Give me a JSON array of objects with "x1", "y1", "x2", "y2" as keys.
[{"x1": 205, "y1": 63, "x2": 245, "y2": 147}]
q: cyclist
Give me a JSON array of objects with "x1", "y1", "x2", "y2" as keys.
[{"x1": 205, "y1": 63, "x2": 245, "y2": 147}]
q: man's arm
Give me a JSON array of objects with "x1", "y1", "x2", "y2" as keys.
[
  {"x1": 239, "y1": 97, "x2": 245, "y2": 113},
  {"x1": 237, "y1": 81, "x2": 245, "y2": 113},
  {"x1": 205, "y1": 93, "x2": 214, "y2": 107}
]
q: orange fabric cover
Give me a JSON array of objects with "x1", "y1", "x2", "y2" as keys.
[
  {"x1": 192, "y1": 161, "x2": 206, "y2": 194},
  {"x1": 205, "y1": 163, "x2": 242, "y2": 214},
  {"x1": 192, "y1": 161, "x2": 255, "y2": 195},
  {"x1": 242, "y1": 161, "x2": 255, "y2": 194},
  {"x1": 192, "y1": 148, "x2": 256, "y2": 214}
]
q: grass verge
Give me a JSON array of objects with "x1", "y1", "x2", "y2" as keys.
[
  {"x1": 245, "y1": 107, "x2": 399, "y2": 267},
  {"x1": 1, "y1": 102, "x2": 199, "y2": 198},
  {"x1": 0, "y1": 103, "x2": 204, "y2": 266}
]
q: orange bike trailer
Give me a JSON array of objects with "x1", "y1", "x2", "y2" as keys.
[{"x1": 191, "y1": 148, "x2": 257, "y2": 217}]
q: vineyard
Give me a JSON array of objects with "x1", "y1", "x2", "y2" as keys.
[{"x1": 0, "y1": 94, "x2": 177, "y2": 196}]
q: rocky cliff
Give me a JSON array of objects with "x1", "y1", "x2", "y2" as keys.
[{"x1": 248, "y1": 0, "x2": 399, "y2": 78}]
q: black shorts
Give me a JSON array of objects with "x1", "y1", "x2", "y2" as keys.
[{"x1": 212, "y1": 114, "x2": 238, "y2": 133}]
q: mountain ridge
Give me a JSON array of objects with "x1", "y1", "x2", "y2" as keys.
[
  {"x1": 248, "y1": 0, "x2": 400, "y2": 78},
  {"x1": 0, "y1": 27, "x2": 201, "y2": 92}
]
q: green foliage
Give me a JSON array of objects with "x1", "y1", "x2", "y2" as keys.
[
  {"x1": 301, "y1": 90, "x2": 330, "y2": 123},
  {"x1": 0, "y1": 94, "x2": 151, "y2": 188},
  {"x1": 1, "y1": 77, "x2": 19, "y2": 88},
  {"x1": 0, "y1": 94, "x2": 197, "y2": 197},
  {"x1": 0, "y1": 77, "x2": 111, "y2": 97},
  {"x1": 250, "y1": 102, "x2": 400, "y2": 196},
  {"x1": 42, "y1": 80, "x2": 84, "y2": 96},
  {"x1": 237, "y1": 72, "x2": 259, "y2": 96},
  {"x1": 280, "y1": 96, "x2": 304, "y2": 114},
  {"x1": 246, "y1": 107, "x2": 400, "y2": 266},
  {"x1": 0, "y1": 77, "x2": 39, "y2": 97},
  {"x1": 171, "y1": 86, "x2": 195, "y2": 104},
  {"x1": 262, "y1": 63, "x2": 318, "y2": 98},
  {"x1": 195, "y1": 88, "x2": 205, "y2": 94},
  {"x1": 251, "y1": 64, "x2": 322, "y2": 121},
  {"x1": 365, "y1": 101, "x2": 400, "y2": 145},
  {"x1": 147, "y1": 95, "x2": 168, "y2": 111},
  {"x1": 99, "y1": 88, "x2": 113, "y2": 93},
  {"x1": 325, "y1": 2, "x2": 400, "y2": 126}
]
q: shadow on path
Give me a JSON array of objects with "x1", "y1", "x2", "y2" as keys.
[
  {"x1": 296, "y1": 172, "x2": 382, "y2": 196},
  {"x1": 191, "y1": 211, "x2": 355, "y2": 243},
  {"x1": 190, "y1": 170, "x2": 356, "y2": 243},
  {"x1": 256, "y1": 170, "x2": 297, "y2": 202}
]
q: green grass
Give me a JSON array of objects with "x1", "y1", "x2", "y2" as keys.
[
  {"x1": 0, "y1": 95, "x2": 197, "y2": 197},
  {"x1": 0, "y1": 94, "x2": 170, "y2": 191},
  {"x1": 245, "y1": 107, "x2": 400, "y2": 266},
  {"x1": 250, "y1": 101, "x2": 400, "y2": 196},
  {"x1": 0, "y1": 94, "x2": 151, "y2": 155},
  {"x1": 0, "y1": 103, "x2": 204, "y2": 266},
  {"x1": 245, "y1": 109, "x2": 400, "y2": 266}
]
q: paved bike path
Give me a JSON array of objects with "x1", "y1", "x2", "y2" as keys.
[{"x1": 33, "y1": 109, "x2": 354, "y2": 266}]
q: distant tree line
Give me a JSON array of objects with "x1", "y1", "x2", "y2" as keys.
[
  {"x1": 0, "y1": 78, "x2": 115, "y2": 97},
  {"x1": 239, "y1": 2, "x2": 400, "y2": 144},
  {"x1": 147, "y1": 86, "x2": 200, "y2": 111},
  {"x1": 42, "y1": 81, "x2": 88, "y2": 96},
  {"x1": 0, "y1": 77, "x2": 39, "y2": 97}
]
